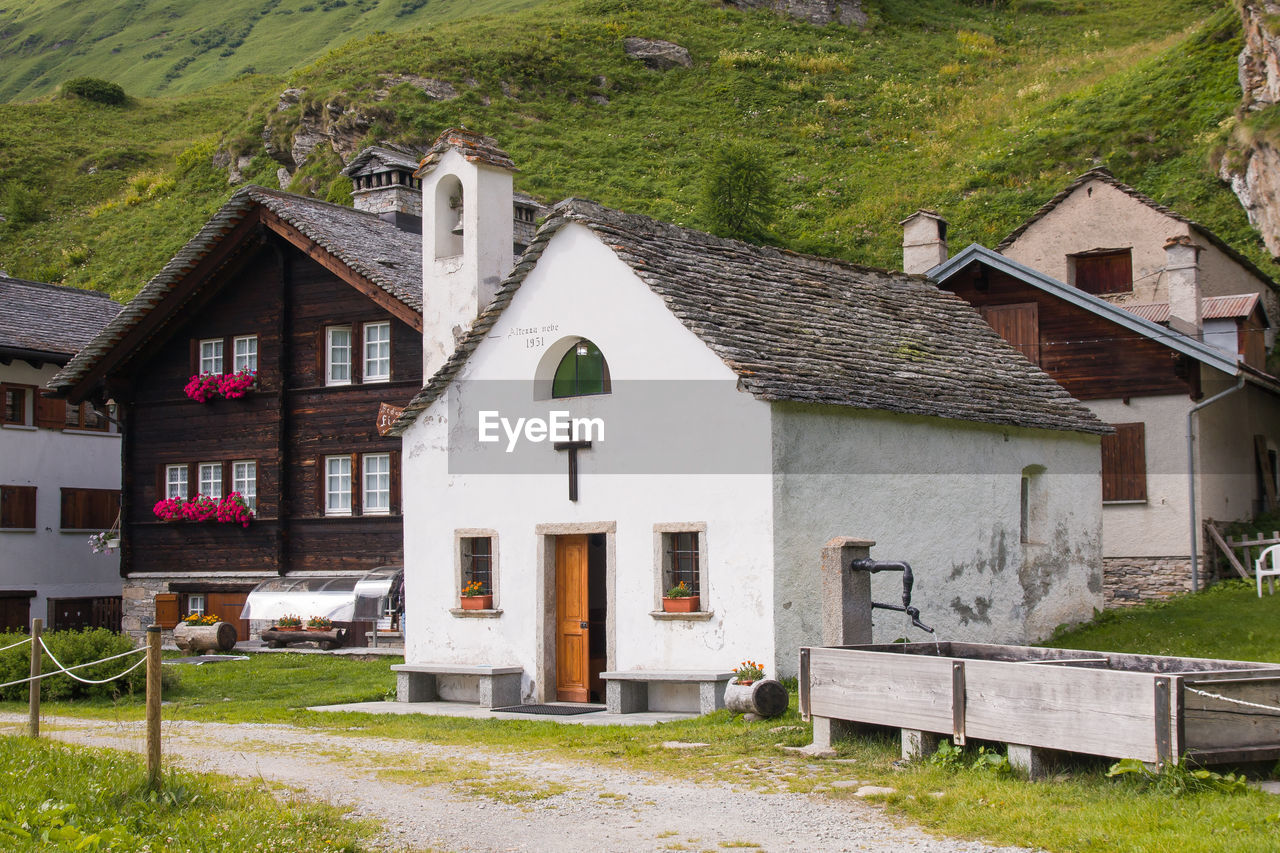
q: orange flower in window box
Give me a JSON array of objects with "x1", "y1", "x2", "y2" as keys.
[{"x1": 460, "y1": 580, "x2": 493, "y2": 610}]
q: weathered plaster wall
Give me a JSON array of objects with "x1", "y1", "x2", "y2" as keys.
[
  {"x1": 0, "y1": 360, "x2": 121, "y2": 625},
  {"x1": 1000, "y1": 180, "x2": 1271, "y2": 313},
  {"x1": 401, "y1": 224, "x2": 776, "y2": 700},
  {"x1": 1086, "y1": 394, "x2": 1194, "y2": 559},
  {"x1": 769, "y1": 404, "x2": 1103, "y2": 673},
  {"x1": 1195, "y1": 370, "x2": 1280, "y2": 525}
]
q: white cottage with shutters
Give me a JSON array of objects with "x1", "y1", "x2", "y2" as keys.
[{"x1": 390, "y1": 131, "x2": 1107, "y2": 712}]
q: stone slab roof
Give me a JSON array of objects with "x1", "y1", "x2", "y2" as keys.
[
  {"x1": 393, "y1": 199, "x2": 1107, "y2": 437},
  {"x1": 0, "y1": 275, "x2": 121, "y2": 360},
  {"x1": 996, "y1": 167, "x2": 1278, "y2": 292},
  {"x1": 50, "y1": 185, "x2": 422, "y2": 394},
  {"x1": 415, "y1": 128, "x2": 517, "y2": 176},
  {"x1": 340, "y1": 144, "x2": 423, "y2": 177}
]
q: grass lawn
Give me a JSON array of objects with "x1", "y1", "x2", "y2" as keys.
[
  {"x1": 5, "y1": 584, "x2": 1280, "y2": 852},
  {"x1": 0, "y1": 735, "x2": 371, "y2": 852}
]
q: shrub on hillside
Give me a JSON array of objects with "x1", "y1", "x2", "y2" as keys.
[
  {"x1": 699, "y1": 143, "x2": 777, "y2": 244},
  {"x1": 0, "y1": 628, "x2": 171, "y2": 701},
  {"x1": 61, "y1": 77, "x2": 127, "y2": 105},
  {"x1": 1, "y1": 183, "x2": 45, "y2": 226}
]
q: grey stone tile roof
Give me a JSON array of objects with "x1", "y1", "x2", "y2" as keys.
[
  {"x1": 340, "y1": 144, "x2": 423, "y2": 177},
  {"x1": 0, "y1": 275, "x2": 121, "y2": 360},
  {"x1": 392, "y1": 199, "x2": 1108, "y2": 437},
  {"x1": 415, "y1": 128, "x2": 517, "y2": 176},
  {"x1": 49, "y1": 185, "x2": 422, "y2": 394},
  {"x1": 996, "y1": 167, "x2": 1278, "y2": 292}
]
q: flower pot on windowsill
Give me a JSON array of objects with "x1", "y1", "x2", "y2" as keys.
[
  {"x1": 661, "y1": 596, "x2": 700, "y2": 613},
  {"x1": 460, "y1": 594, "x2": 493, "y2": 610}
]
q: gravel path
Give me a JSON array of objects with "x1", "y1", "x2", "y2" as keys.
[{"x1": 0, "y1": 713, "x2": 1032, "y2": 853}]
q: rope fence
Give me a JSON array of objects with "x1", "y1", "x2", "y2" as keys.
[
  {"x1": 0, "y1": 636, "x2": 32, "y2": 655},
  {"x1": 0, "y1": 644, "x2": 146, "y2": 690},
  {"x1": 1185, "y1": 685, "x2": 1280, "y2": 715}
]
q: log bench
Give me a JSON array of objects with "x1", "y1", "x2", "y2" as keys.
[
  {"x1": 600, "y1": 670, "x2": 735, "y2": 715},
  {"x1": 390, "y1": 663, "x2": 523, "y2": 709}
]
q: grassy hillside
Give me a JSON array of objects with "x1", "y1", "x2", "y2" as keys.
[
  {"x1": 0, "y1": 0, "x2": 542, "y2": 101},
  {"x1": 0, "y1": 0, "x2": 1272, "y2": 300}
]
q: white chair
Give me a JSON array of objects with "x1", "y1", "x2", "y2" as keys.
[{"x1": 1254, "y1": 544, "x2": 1280, "y2": 597}]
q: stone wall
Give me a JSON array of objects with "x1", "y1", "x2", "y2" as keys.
[
  {"x1": 121, "y1": 578, "x2": 170, "y2": 643},
  {"x1": 1103, "y1": 556, "x2": 1207, "y2": 606}
]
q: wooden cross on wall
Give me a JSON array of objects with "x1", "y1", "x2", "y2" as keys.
[{"x1": 553, "y1": 441, "x2": 591, "y2": 501}]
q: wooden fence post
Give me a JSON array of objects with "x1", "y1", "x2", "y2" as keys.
[
  {"x1": 145, "y1": 625, "x2": 162, "y2": 790},
  {"x1": 28, "y1": 618, "x2": 42, "y2": 738}
]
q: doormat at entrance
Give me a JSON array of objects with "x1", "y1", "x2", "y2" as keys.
[{"x1": 490, "y1": 704, "x2": 605, "y2": 716}]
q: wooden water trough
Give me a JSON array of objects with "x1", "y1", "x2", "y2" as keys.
[{"x1": 800, "y1": 642, "x2": 1280, "y2": 774}]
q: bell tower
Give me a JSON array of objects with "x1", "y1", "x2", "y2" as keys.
[{"x1": 415, "y1": 129, "x2": 517, "y2": 378}]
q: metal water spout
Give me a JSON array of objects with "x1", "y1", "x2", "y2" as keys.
[{"x1": 847, "y1": 558, "x2": 935, "y2": 634}]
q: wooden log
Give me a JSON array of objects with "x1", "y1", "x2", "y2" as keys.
[
  {"x1": 260, "y1": 627, "x2": 346, "y2": 650},
  {"x1": 172, "y1": 622, "x2": 237, "y2": 653},
  {"x1": 724, "y1": 678, "x2": 788, "y2": 719}
]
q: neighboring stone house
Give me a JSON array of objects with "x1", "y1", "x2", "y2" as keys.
[
  {"x1": 388, "y1": 132, "x2": 1107, "y2": 709},
  {"x1": 916, "y1": 168, "x2": 1280, "y2": 604},
  {"x1": 0, "y1": 276, "x2": 122, "y2": 631},
  {"x1": 48, "y1": 143, "x2": 545, "y2": 644}
]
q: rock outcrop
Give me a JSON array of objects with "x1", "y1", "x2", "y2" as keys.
[
  {"x1": 258, "y1": 87, "x2": 385, "y2": 182},
  {"x1": 623, "y1": 37, "x2": 693, "y2": 70},
  {"x1": 722, "y1": 0, "x2": 866, "y2": 27},
  {"x1": 1219, "y1": 2, "x2": 1280, "y2": 257}
]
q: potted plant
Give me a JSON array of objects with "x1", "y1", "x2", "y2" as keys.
[
  {"x1": 306, "y1": 615, "x2": 333, "y2": 631},
  {"x1": 218, "y1": 368, "x2": 257, "y2": 399},
  {"x1": 275, "y1": 614, "x2": 303, "y2": 631},
  {"x1": 184, "y1": 373, "x2": 221, "y2": 403},
  {"x1": 215, "y1": 492, "x2": 255, "y2": 527},
  {"x1": 661, "y1": 581, "x2": 700, "y2": 613},
  {"x1": 732, "y1": 659, "x2": 765, "y2": 686},
  {"x1": 153, "y1": 497, "x2": 186, "y2": 521},
  {"x1": 460, "y1": 580, "x2": 493, "y2": 610},
  {"x1": 173, "y1": 613, "x2": 236, "y2": 653}
]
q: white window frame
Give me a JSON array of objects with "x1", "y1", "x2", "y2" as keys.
[
  {"x1": 199, "y1": 339, "x2": 224, "y2": 375},
  {"x1": 362, "y1": 453, "x2": 390, "y2": 515},
  {"x1": 187, "y1": 593, "x2": 206, "y2": 616},
  {"x1": 325, "y1": 455, "x2": 352, "y2": 516},
  {"x1": 165, "y1": 465, "x2": 188, "y2": 500},
  {"x1": 233, "y1": 335, "x2": 258, "y2": 374},
  {"x1": 325, "y1": 326, "x2": 352, "y2": 386},
  {"x1": 197, "y1": 463, "x2": 223, "y2": 499},
  {"x1": 232, "y1": 460, "x2": 257, "y2": 512},
  {"x1": 363, "y1": 321, "x2": 391, "y2": 383}
]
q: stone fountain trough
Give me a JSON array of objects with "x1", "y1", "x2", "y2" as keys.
[{"x1": 800, "y1": 641, "x2": 1280, "y2": 776}]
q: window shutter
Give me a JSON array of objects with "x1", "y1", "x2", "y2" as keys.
[
  {"x1": 154, "y1": 594, "x2": 180, "y2": 629},
  {"x1": 351, "y1": 324, "x2": 363, "y2": 384},
  {"x1": 981, "y1": 303, "x2": 1040, "y2": 365},
  {"x1": 316, "y1": 328, "x2": 327, "y2": 385},
  {"x1": 35, "y1": 395, "x2": 66, "y2": 429},
  {"x1": 1, "y1": 485, "x2": 37, "y2": 529},
  {"x1": 189, "y1": 339, "x2": 198, "y2": 376},
  {"x1": 1101, "y1": 423, "x2": 1147, "y2": 502},
  {"x1": 60, "y1": 488, "x2": 80, "y2": 529}
]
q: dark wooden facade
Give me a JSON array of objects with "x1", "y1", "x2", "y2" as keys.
[
  {"x1": 940, "y1": 262, "x2": 1199, "y2": 402},
  {"x1": 107, "y1": 227, "x2": 422, "y2": 583}
]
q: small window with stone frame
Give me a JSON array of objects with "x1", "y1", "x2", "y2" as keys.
[
  {"x1": 662, "y1": 530, "x2": 702, "y2": 599},
  {"x1": 461, "y1": 536, "x2": 493, "y2": 595}
]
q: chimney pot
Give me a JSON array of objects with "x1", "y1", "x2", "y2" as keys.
[
  {"x1": 1164, "y1": 234, "x2": 1203, "y2": 338},
  {"x1": 901, "y1": 209, "x2": 949, "y2": 275}
]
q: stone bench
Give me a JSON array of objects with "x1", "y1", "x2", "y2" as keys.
[
  {"x1": 600, "y1": 670, "x2": 735, "y2": 715},
  {"x1": 391, "y1": 663, "x2": 523, "y2": 709}
]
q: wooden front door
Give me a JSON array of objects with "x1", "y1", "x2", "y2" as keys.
[
  {"x1": 0, "y1": 596, "x2": 30, "y2": 632},
  {"x1": 555, "y1": 535, "x2": 590, "y2": 702},
  {"x1": 207, "y1": 592, "x2": 249, "y2": 644}
]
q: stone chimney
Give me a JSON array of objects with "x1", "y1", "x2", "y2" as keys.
[
  {"x1": 1164, "y1": 235, "x2": 1203, "y2": 338},
  {"x1": 416, "y1": 129, "x2": 517, "y2": 378},
  {"x1": 341, "y1": 145, "x2": 424, "y2": 233},
  {"x1": 900, "y1": 209, "x2": 948, "y2": 275}
]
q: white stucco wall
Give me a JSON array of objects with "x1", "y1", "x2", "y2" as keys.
[
  {"x1": 402, "y1": 224, "x2": 776, "y2": 700},
  {"x1": 770, "y1": 404, "x2": 1103, "y2": 673},
  {"x1": 0, "y1": 360, "x2": 121, "y2": 625},
  {"x1": 1086, "y1": 370, "x2": 1280, "y2": 562}
]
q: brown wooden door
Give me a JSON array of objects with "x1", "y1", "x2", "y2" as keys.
[
  {"x1": 555, "y1": 535, "x2": 590, "y2": 702},
  {"x1": 0, "y1": 596, "x2": 30, "y2": 632},
  {"x1": 207, "y1": 593, "x2": 249, "y2": 644}
]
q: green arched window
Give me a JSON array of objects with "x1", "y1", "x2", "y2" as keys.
[{"x1": 552, "y1": 339, "x2": 611, "y2": 398}]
